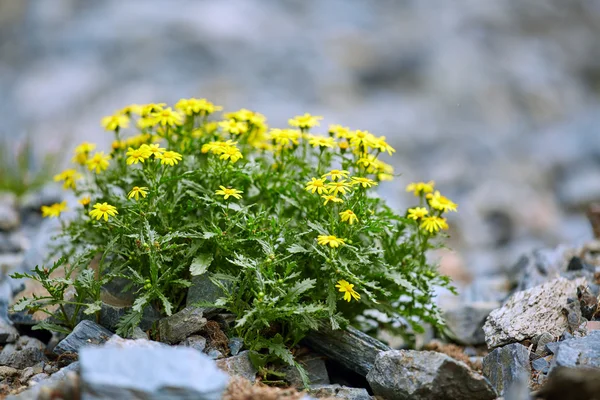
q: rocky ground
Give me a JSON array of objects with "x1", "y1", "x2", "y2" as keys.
[{"x1": 3, "y1": 189, "x2": 600, "y2": 399}]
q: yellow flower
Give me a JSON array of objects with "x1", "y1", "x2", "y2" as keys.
[
  {"x1": 101, "y1": 113, "x2": 129, "y2": 131},
  {"x1": 305, "y1": 177, "x2": 328, "y2": 195},
  {"x1": 89, "y1": 202, "x2": 118, "y2": 221},
  {"x1": 112, "y1": 140, "x2": 126, "y2": 151},
  {"x1": 335, "y1": 280, "x2": 360, "y2": 302},
  {"x1": 126, "y1": 146, "x2": 152, "y2": 165},
  {"x1": 406, "y1": 181, "x2": 435, "y2": 196},
  {"x1": 378, "y1": 173, "x2": 394, "y2": 181},
  {"x1": 326, "y1": 180, "x2": 352, "y2": 196},
  {"x1": 215, "y1": 186, "x2": 243, "y2": 200},
  {"x1": 119, "y1": 104, "x2": 143, "y2": 115},
  {"x1": 317, "y1": 235, "x2": 346, "y2": 248},
  {"x1": 268, "y1": 129, "x2": 301, "y2": 147},
  {"x1": 219, "y1": 146, "x2": 243, "y2": 163},
  {"x1": 288, "y1": 113, "x2": 323, "y2": 130},
  {"x1": 74, "y1": 142, "x2": 96, "y2": 154},
  {"x1": 339, "y1": 209, "x2": 358, "y2": 225},
  {"x1": 53, "y1": 169, "x2": 82, "y2": 190},
  {"x1": 348, "y1": 129, "x2": 376, "y2": 152},
  {"x1": 321, "y1": 195, "x2": 344, "y2": 206},
  {"x1": 219, "y1": 119, "x2": 248, "y2": 135},
  {"x1": 328, "y1": 124, "x2": 351, "y2": 139},
  {"x1": 128, "y1": 186, "x2": 149, "y2": 201},
  {"x1": 420, "y1": 216, "x2": 449, "y2": 233},
  {"x1": 152, "y1": 107, "x2": 183, "y2": 127},
  {"x1": 140, "y1": 103, "x2": 166, "y2": 116},
  {"x1": 141, "y1": 143, "x2": 166, "y2": 157},
  {"x1": 78, "y1": 196, "x2": 91, "y2": 206},
  {"x1": 156, "y1": 151, "x2": 183, "y2": 166},
  {"x1": 351, "y1": 177, "x2": 377, "y2": 189},
  {"x1": 322, "y1": 169, "x2": 349, "y2": 181},
  {"x1": 41, "y1": 201, "x2": 67, "y2": 218},
  {"x1": 407, "y1": 207, "x2": 428, "y2": 220},
  {"x1": 308, "y1": 135, "x2": 336, "y2": 149},
  {"x1": 372, "y1": 136, "x2": 396, "y2": 156},
  {"x1": 175, "y1": 98, "x2": 222, "y2": 116},
  {"x1": 427, "y1": 191, "x2": 458, "y2": 213},
  {"x1": 86, "y1": 152, "x2": 111, "y2": 174}
]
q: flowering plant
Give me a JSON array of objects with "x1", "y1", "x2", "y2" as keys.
[{"x1": 13, "y1": 99, "x2": 456, "y2": 380}]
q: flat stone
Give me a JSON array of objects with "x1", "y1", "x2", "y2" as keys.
[
  {"x1": 216, "y1": 351, "x2": 258, "y2": 382},
  {"x1": 443, "y1": 302, "x2": 499, "y2": 345},
  {"x1": 0, "y1": 336, "x2": 47, "y2": 369},
  {"x1": 283, "y1": 354, "x2": 330, "y2": 388},
  {"x1": 303, "y1": 324, "x2": 390, "y2": 376},
  {"x1": 308, "y1": 384, "x2": 371, "y2": 399},
  {"x1": 483, "y1": 277, "x2": 585, "y2": 349},
  {"x1": 180, "y1": 335, "x2": 207, "y2": 352},
  {"x1": 53, "y1": 320, "x2": 114, "y2": 355},
  {"x1": 482, "y1": 343, "x2": 531, "y2": 396},
  {"x1": 158, "y1": 306, "x2": 206, "y2": 344},
  {"x1": 80, "y1": 345, "x2": 228, "y2": 400},
  {"x1": 367, "y1": 350, "x2": 496, "y2": 400},
  {"x1": 103, "y1": 335, "x2": 165, "y2": 349},
  {"x1": 550, "y1": 330, "x2": 600, "y2": 370}
]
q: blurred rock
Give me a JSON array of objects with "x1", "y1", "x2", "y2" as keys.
[
  {"x1": 549, "y1": 330, "x2": 600, "y2": 370},
  {"x1": 0, "y1": 336, "x2": 47, "y2": 369},
  {"x1": 536, "y1": 367, "x2": 600, "y2": 400},
  {"x1": 308, "y1": 384, "x2": 371, "y2": 400},
  {"x1": 0, "y1": 194, "x2": 20, "y2": 232},
  {"x1": 282, "y1": 353, "x2": 330, "y2": 388},
  {"x1": 443, "y1": 301, "x2": 499, "y2": 345},
  {"x1": 158, "y1": 306, "x2": 206, "y2": 344},
  {"x1": 482, "y1": 343, "x2": 531, "y2": 396},
  {"x1": 180, "y1": 335, "x2": 207, "y2": 352},
  {"x1": 216, "y1": 350, "x2": 257, "y2": 383}
]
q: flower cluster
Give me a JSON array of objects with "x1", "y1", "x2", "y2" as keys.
[{"x1": 405, "y1": 181, "x2": 457, "y2": 233}]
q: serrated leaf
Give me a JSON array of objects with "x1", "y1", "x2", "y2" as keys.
[
  {"x1": 285, "y1": 278, "x2": 315, "y2": 301},
  {"x1": 32, "y1": 321, "x2": 71, "y2": 334},
  {"x1": 132, "y1": 292, "x2": 151, "y2": 313},
  {"x1": 190, "y1": 253, "x2": 213, "y2": 276},
  {"x1": 84, "y1": 301, "x2": 102, "y2": 315},
  {"x1": 287, "y1": 244, "x2": 308, "y2": 254},
  {"x1": 202, "y1": 232, "x2": 217, "y2": 239},
  {"x1": 157, "y1": 291, "x2": 173, "y2": 316}
]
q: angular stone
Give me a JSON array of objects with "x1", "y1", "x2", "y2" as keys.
[
  {"x1": 80, "y1": 345, "x2": 228, "y2": 400},
  {"x1": 367, "y1": 350, "x2": 496, "y2": 400},
  {"x1": 282, "y1": 354, "x2": 330, "y2": 388},
  {"x1": 443, "y1": 302, "x2": 499, "y2": 345},
  {"x1": 216, "y1": 351, "x2": 258, "y2": 382},
  {"x1": 7, "y1": 362, "x2": 80, "y2": 400},
  {"x1": 482, "y1": 343, "x2": 531, "y2": 396},
  {"x1": 127, "y1": 326, "x2": 148, "y2": 340},
  {"x1": 0, "y1": 318, "x2": 19, "y2": 344},
  {"x1": 0, "y1": 366, "x2": 20, "y2": 378},
  {"x1": 308, "y1": 384, "x2": 371, "y2": 399},
  {"x1": 535, "y1": 332, "x2": 555, "y2": 356},
  {"x1": 532, "y1": 357, "x2": 550, "y2": 374},
  {"x1": 537, "y1": 367, "x2": 600, "y2": 399},
  {"x1": 180, "y1": 335, "x2": 207, "y2": 352},
  {"x1": 186, "y1": 274, "x2": 228, "y2": 316},
  {"x1": 549, "y1": 330, "x2": 600, "y2": 370},
  {"x1": 303, "y1": 324, "x2": 390, "y2": 376},
  {"x1": 20, "y1": 363, "x2": 44, "y2": 384},
  {"x1": 0, "y1": 336, "x2": 47, "y2": 369},
  {"x1": 53, "y1": 320, "x2": 114, "y2": 355},
  {"x1": 483, "y1": 277, "x2": 585, "y2": 349},
  {"x1": 228, "y1": 337, "x2": 243, "y2": 356},
  {"x1": 158, "y1": 306, "x2": 206, "y2": 344}
]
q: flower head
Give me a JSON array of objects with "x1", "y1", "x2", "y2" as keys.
[
  {"x1": 322, "y1": 169, "x2": 349, "y2": 181},
  {"x1": 75, "y1": 142, "x2": 96, "y2": 155},
  {"x1": 86, "y1": 152, "x2": 111, "y2": 174},
  {"x1": 372, "y1": 136, "x2": 396, "y2": 156},
  {"x1": 407, "y1": 207, "x2": 428, "y2": 220},
  {"x1": 268, "y1": 129, "x2": 301, "y2": 147},
  {"x1": 126, "y1": 146, "x2": 152, "y2": 165},
  {"x1": 219, "y1": 119, "x2": 248, "y2": 135},
  {"x1": 321, "y1": 195, "x2": 344, "y2": 206},
  {"x1": 326, "y1": 180, "x2": 352, "y2": 196},
  {"x1": 406, "y1": 181, "x2": 435, "y2": 196},
  {"x1": 420, "y1": 216, "x2": 449, "y2": 233},
  {"x1": 427, "y1": 191, "x2": 458, "y2": 213},
  {"x1": 156, "y1": 151, "x2": 183, "y2": 166},
  {"x1": 141, "y1": 143, "x2": 166, "y2": 157},
  {"x1": 339, "y1": 209, "x2": 358, "y2": 225},
  {"x1": 215, "y1": 186, "x2": 243, "y2": 200},
  {"x1": 289, "y1": 113, "x2": 323, "y2": 130},
  {"x1": 78, "y1": 196, "x2": 91, "y2": 206},
  {"x1": 305, "y1": 177, "x2": 328, "y2": 195},
  {"x1": 101, "y1": 113, "x2": 129, "y2": 131},
  {"x1": 219, "y1": 146, "x2": 243, "y2": 163},
  {"x1": 351, "y1": 176, "x2": 377, "y2": 189},
  {"x1": 128, "y1": 186, "x2": 149, "y2": 201},
  {"x1": 317, "y1": 235, "x2": 346, "y2": 248},
  {"x1": 53, "y1": 169, "x2": 82, "y2": 189},
  {"x1": 151, "y1": 107, "x2": 183, "y2": 127},
  {"x1": 175, "y1": 98, "x2": 222, "y2": 117},
  {"x1": 89, "y1": 202, "x2": 118, "y2": 221},
  {"x1": 335, "y1": 280, "x2": 360, "y2": 302},
  {"x1": 41, "y1": 201, "x2": 67, "y2": 218},
  {"x1": 328, "y1": 124, "x2": 351, "y2": 139},
  {"x1": 308, "y1": 135, "x2": 336, "y2": 149}
]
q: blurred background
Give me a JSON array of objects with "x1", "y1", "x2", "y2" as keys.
[{"x1": 2, "y1": 0, "x2": 600, "y2": 286}]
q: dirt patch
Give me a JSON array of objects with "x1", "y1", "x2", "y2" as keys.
[
  {"x1": 423, "y1": 341, "x2": 482, "y2": 372},
  {"x1": 203, "y1": 319, "x2": 230, "y2": 355},
  {"x1": 223, "y1": 377, "x2": 334, "y2": 400}
]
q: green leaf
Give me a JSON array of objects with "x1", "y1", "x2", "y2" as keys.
[
  {"x1": 190, "y1": 253, "x2": 213, "y2": 276},
  {"x1": 132, "y1": 292, "x2": 151, "y2": 313},
  {"x1": 287, "y1": 244, "x2": 308, "y2": 254},
  {"x1": 115, "y1": 310, "x2": 143, "y2": 337},
  {"x1": 157, "y1": 291, "x2": 173, "y2": 316},
  {"x1": 83, "y1": 301, "x2": 103, "y2": 315},
  {"x1": 285, "y1": 278, "x2": 316, "y2": 302},
  {"x1": 12, "y1": 297, "x2": 37, "y2": 312},
  {"x1": 32, "y1": 321, "x2": 71, "y2": 335}
]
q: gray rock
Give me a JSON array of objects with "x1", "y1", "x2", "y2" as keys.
[
  {"x1": 483, "y1": 277, "x2": 585, "y2": 349},
  {"x1": 509, "y1": 247, "x2": 570, "y2": 292},
  {"x1": 53, "y1": 320, "x2": 114, "y2": 355},
  {"x1": 186, "y1": 274, "x2": 228, "y2": 316},
  {"x1": 0, "y1": 231, "x2": 27, "y2": 253},
  {"x1": 7, "y1": 362, "x2": 80, "y2": 400},
  {"x1": 0, "y1": 318, "x2": 19, "y2": 344},
  {"x1": 180, "y1": 335, "x2": 207, "y2": 352},
  {"x1": 535, "y1": 332, "x2": 555, "y2": 356},
  {"x1": 216, "y1": 350, "x2": 258, "y2": 382},
  {"x1": 482, "y1": 343, "x2": 531, "y2": 396},
  {"x1": 532, "y1": 357, "x2": 550, "y2": 374},
  {"x1": 283, "y1": 354, "x2": 330, "y2": 388},
  {"x1": 550, "y1": 330, "x2": 600, "y2": 370},
  {"x1": 545, "y1": 341, "x2": 560, "y2": 355},
  {"x1": 28, "y1": 373, "x2": 49, "y2": 385},
  {"x1": 443, "y1": 302, "x2": 499, "y2": 345},
  {"x1": 228, "y1": 336, "x2": 243, "y2": 356},
  {"x1": 80, "y1": 345, "x2": 228, "y2": 399},
  {"x1": 19, "y1": 186, "x2": 62, "y2": 214},
  {"x1": 308, "y1": 384, "x2": 371, "y2": 399},
  {"x1": 503, "y1": 370, "x2": 531, "y2": 400},
  {"x1": 103, "y1": 335, "x2": 165, "y2": 349},
  {"x1": 158, "y1": 306, "x2": 206, "y2": 344},
  {"x1": 20, "y1": 363, "x2": 44, "y2": 384},
  {"x1": 367, "y1": 350, "x2": 496, "y2": 400},
  {"x1": 303, "y1": 324, "x2": 390, "y2": 376},
  {"x1": 0, "y1": 336, "x2": 47, "y2": 369},
  {"x1": 127, "y1": 326, "x2": 148, "y2": 340},
  {"x1": 536, "y1": 367, "x2": 600, "y2": 400},
  {"x1": 207, "y1": 348, "x2": 224, "y2": 360},
  {"x1": 0, "y1": 193, "x2": 20, "y2": 231},
  {"x1": 0, "y1": 365, "x2": 20, "y2": 378}
]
